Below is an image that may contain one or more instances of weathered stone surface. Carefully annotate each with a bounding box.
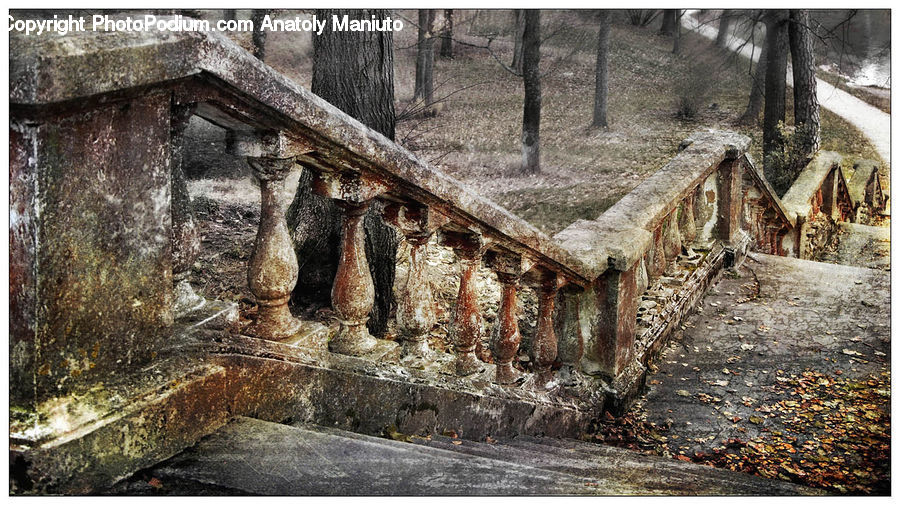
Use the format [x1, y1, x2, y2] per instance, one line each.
[781, 151, 843, 220]
[112, 417, 816, 495]
[18, 92, 174, 402]
[8, 25, 592, 286]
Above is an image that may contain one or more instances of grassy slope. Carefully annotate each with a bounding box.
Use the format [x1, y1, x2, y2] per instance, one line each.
[256, 10, 882, 235]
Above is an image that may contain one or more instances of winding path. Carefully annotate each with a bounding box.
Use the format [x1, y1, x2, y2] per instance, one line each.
[682, 11, 890, 165]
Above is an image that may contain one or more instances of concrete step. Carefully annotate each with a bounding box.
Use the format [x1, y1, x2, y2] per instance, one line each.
[107, 417, 817, 496]
[819, 222, 890, 270]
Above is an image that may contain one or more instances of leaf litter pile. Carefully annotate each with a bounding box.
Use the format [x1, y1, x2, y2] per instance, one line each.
[588, 369, 890, 494]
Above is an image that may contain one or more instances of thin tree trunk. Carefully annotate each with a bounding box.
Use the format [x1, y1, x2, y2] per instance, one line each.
[512, 9, 526, 74]
[762, 9, 790, 196]
[250, 9, 268, 61]
[224, 9, 236, 21]
[414, 10, 436, 104]
[716, 10, 733, 48]
[738, 35, 767, 125]
[592, 11, 610, 128]
[288, 9, 399, 337]
[789, 9, 820, 158]
[672, 10, 682, 54]
[660, 9, 677, 35]
[440, 9, 453, 59]
[521, 10, 541, 174]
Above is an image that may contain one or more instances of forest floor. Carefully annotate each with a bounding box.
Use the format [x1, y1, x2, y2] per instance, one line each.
[221, 9, 886, 235]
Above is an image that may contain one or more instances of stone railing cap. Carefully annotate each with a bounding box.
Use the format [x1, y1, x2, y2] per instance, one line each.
[781, 151, 843, 219]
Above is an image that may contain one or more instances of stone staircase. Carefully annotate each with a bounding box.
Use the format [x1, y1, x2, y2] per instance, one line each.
[106, 416, 815, 496]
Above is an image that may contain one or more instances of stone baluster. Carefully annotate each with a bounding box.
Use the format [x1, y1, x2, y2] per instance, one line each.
[170, 103, 205, 316]
[486, 251, 528, 385]
[245, 156, 303, 341]
[440, 231, 488, 376]
[530, 270, 563, 387]
[555, 285, 584, 385]
[678, 192, 697, 245]
[310, 170, 390, 356]
[384, 204, 449, 362]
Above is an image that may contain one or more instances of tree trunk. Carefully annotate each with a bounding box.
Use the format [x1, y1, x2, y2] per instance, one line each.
[521, 10, 541, 174]
[224, 9, 236, 21]
[440, 9, 453, 59]
[288, 9, 399, 337]
[716, 10, 733, 48]
[672, 10, 682, 54]
[762, 10, 790, 196]
[738, 34, 767, 125]
[250, 9, 268, 61]
[592, 11, 610, 128]
[512, 9, 526, 74]
[789, 9, 820, 160]
[414, 10, 436, 104]
[660, 9, 677, 35]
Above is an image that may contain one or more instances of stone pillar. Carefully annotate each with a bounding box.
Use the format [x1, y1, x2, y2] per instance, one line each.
[330, 201, 378, 355]
[717, 154, 743, 245]
[170, 103, 205, 316]
[310, 170, 391, 356]
[486, 251, 526, 385]
[555, 285, 584, 385]
[678, 192, 697, 244]
[245, 157, 303, 341]
[662, 210, 682, 261]
[531, 271, 562, 386]
[384, 204, 449, 363]
[593, 261, 639, 380]
[440, 231, 487, 376]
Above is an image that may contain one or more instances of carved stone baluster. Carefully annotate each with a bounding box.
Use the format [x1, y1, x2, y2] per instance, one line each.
[441, 232, 488, 376]
[531, 270, 563, 386]
[487, 251, 526, 385]
[555, 285, 584, 385]
[170, 103, 205, 316]
[330, 200, 378, 355]
[245, 156, 303, 341]
[385, 204, 449, 362]
[678, 192, 697, 245]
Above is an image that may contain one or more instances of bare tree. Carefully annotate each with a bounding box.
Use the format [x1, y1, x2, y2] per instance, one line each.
[762, 9, 790, 195]
[738, 39, 767, 125]
[627, 9, 659, 27]
[511, 10, 526, 74]
[250, 9, 268, 61]
[659, 9, 677, 35]
[592, 10, 610, 128]
[672, 10, 683, 54]
[414, 10, 437, 105]
[716, 10, 734, 48]
[440, 9, 454, 59]
[521, 10, 541, 174]
[287, 9, 398, 336]
[789, 9, 820, 161]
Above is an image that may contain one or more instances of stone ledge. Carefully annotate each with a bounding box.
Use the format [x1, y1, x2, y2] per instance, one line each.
[781, 151, 842, 219]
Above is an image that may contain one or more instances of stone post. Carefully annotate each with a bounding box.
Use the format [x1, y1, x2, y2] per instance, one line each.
[531, 271, 562, 386]
[170, 103, 205, 316]
[384, 204, 449, 362]
[486, 251, 527, 385]
[717, 151, 743, 245]
[310, 170, 390, 356]
[245, 157, 303, 341]
[554, 285, 584, 385]
[440, 231, 488, 376]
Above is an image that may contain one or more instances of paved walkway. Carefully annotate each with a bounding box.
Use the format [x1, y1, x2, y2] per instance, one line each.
[638, 253, 889, 491]
[682, 11, 891, 165]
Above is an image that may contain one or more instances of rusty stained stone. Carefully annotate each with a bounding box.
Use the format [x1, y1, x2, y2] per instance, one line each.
[386, 204, 450, 362]
[329, 201, 378, 355]
[245, 156, 303, 341]
[554, 286, 584, 385]
[530, 271, 562, 386]
[486, 251, 527, 385]
[648, 227, 667, 279]
[441, 231, 488, 376]
[716, 158, 743, 245]
[592, 261, 639, 379]
[678, 192, 697, 244]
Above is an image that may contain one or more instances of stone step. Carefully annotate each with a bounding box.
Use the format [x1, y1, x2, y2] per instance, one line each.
[108, 417, 818, 496]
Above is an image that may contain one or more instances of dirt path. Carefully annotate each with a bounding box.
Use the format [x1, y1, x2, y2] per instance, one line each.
[682, 11, 891, 166]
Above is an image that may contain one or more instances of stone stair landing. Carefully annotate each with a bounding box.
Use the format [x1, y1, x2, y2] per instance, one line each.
[106, 416, 815, 496]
